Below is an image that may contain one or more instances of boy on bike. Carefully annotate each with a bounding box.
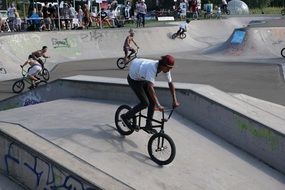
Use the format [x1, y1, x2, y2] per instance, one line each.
[121, 55, 180, 134]
[176, 19, 190, 36]
[20, 58, 42, 89]
[123, 29, 139, 63]
[29, 46, 50, 69]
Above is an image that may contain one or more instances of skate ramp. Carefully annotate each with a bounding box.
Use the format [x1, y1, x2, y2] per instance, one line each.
[0, 16, 281, 81]
[0, 75, 285, 189]
[203, 21, 285, 60]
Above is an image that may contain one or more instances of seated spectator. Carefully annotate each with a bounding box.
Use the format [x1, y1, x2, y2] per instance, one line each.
[28, 9, 42, 30]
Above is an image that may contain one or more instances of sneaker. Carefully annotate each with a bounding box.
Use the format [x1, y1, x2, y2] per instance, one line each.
[121, 114, 140, 131]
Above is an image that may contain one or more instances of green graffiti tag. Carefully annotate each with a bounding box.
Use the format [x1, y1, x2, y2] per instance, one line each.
[235, 115, 279, 150]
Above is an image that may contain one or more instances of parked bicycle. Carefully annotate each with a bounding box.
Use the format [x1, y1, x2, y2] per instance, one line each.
[12, 66, 47, 93]
[0, 67, 7, 74]
[115, 105, 176, 165]
[116, 49, 138, 69]
[281, 48, 285, 58]
[171, 31, 186, 40]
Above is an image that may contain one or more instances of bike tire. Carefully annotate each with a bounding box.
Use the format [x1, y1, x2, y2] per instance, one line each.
[12, 80, 25, 93]
[148, 133, 176, 165]
[171, 33, 177, 39]
[115, 105, 135, 136]
[180, 33, 186, 39]
[281, 48, 285, 58]
[226, 9, 230, 15]
[116, 58, 126, 69]
[41, 68, 50, 81]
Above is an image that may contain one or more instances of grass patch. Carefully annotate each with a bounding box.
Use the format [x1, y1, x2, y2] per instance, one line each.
[250, 7, 284, 14]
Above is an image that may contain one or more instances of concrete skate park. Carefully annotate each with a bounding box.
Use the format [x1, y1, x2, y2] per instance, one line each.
[0, 16, 285, 189]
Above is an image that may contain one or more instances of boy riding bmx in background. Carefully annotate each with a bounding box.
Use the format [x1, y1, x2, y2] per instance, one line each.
[123, 29, 139, 63]
[176, 19, 190, 36]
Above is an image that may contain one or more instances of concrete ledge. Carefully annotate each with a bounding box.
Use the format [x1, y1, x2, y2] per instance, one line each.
[0, 122, 133, 190]
[0, 75, 285, 178]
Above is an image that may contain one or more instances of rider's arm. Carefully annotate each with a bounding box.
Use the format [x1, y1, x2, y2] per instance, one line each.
[21, 60, 30, 67]
[131, 39, 139, 48]
[147, 82, 164, 111]
[168, 82, 180, 108]
[42, 53, 50, 58]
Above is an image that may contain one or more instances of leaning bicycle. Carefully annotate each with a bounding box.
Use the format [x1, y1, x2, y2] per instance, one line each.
[12, 66, 47, 93]
[115, 105, 176, 165]
[116, 49, 138, 69]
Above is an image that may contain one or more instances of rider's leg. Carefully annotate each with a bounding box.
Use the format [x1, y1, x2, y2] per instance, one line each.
[123, 48, 129, 63]
[128, 48, 136, 58]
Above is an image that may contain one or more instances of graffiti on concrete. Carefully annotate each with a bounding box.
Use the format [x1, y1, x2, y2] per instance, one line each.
[51, 38, 71, 49]
[4, 142, 96, 190]
[235, 115, 280, 150]
[80, 30, 103, 42]
[22, 93, 43, 107]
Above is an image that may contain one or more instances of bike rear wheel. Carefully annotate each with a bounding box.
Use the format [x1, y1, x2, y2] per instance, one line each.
[116, 58, 126, 69]
[12, 80, 25, 93]
[180, 33, 186, 39]
[281, 48, 285, 58]
[115, 105, 135, 136]
[171, 33, 177, 39]
[148, 133, 176, 165]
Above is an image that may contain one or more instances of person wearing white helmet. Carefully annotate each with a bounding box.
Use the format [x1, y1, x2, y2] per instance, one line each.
[121, 55, 180, 134]
[123, 29, 139, 63]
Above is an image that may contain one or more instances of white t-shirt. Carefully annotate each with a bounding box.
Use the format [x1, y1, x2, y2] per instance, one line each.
[179, 22, 188, 30]
[129, 58, 172, 84]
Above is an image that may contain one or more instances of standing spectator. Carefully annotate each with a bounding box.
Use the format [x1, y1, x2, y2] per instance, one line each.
[221, 0, 228, 12]
[190, 0, 198, 19]
[136, 0, 147, 27]
[179, 0, 187, 20]
[7, 3, 16, 31]
[82, 4, 92, 28]
[15, 10, 21, 31]
[42, 2, 51, 31]
[77, 5, 83, 27]
[48, 4, 56, 30]
[124, 1, 131, 19]
[60, 3, 71, 29]
[0, 13, 4, 32]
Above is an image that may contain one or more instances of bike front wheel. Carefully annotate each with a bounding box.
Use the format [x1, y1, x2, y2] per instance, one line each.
[180, 33, 186, 39]
[116, 58, 126, 69]
[12, 79, 25, 93]
[148, 133, 176, 165]
[115, 105, 135, 136]
[281, 48, 285, 58]
[41, 68, 50, 81]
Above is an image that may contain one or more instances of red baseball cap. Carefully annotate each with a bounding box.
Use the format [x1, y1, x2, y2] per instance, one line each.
[162, 55, 175, 68]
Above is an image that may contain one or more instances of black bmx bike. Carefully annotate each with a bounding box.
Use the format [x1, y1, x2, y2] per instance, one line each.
[12, 66, 47, 93]
[171, 32, 186, 40]
[116, 49, 138, 69]
[115, 105, 176, 165]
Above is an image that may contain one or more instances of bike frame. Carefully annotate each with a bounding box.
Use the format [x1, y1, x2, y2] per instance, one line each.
[135, 108, 174, 133]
